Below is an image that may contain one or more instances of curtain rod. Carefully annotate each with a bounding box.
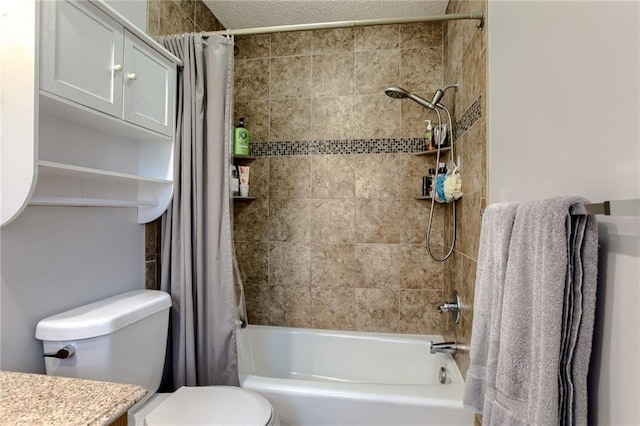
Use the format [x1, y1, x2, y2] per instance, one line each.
[201, 12, 483, 37]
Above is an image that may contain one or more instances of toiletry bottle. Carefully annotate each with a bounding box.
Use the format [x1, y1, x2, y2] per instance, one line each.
[234, 118, 250, 156]
[428, 168, 436, 197]
[231, 166, 240, 196]
[424, 120, 434, 151]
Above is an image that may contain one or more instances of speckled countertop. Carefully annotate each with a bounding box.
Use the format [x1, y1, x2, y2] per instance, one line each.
[0, 371, 147, 425]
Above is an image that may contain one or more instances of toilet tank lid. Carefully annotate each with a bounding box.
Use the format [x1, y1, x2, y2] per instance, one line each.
[35, 290, 172, 341]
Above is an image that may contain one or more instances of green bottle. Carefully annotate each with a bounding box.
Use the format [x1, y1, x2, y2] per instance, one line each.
[234, 117, 250, 156]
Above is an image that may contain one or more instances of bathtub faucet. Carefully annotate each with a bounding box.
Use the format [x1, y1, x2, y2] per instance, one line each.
[430, 341, 458, 355]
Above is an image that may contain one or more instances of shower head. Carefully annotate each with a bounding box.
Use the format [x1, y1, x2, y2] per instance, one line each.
[384, 86, 436, 110]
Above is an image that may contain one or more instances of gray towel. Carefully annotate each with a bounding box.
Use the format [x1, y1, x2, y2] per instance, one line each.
[463, 202, 519, 413]
[486, 196, 598, 425]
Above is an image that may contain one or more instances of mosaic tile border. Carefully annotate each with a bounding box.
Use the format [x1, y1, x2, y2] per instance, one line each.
[453, 96, 482, 140]
[249, 96, 482, 157]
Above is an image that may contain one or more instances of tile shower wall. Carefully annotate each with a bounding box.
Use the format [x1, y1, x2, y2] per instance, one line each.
[234, 24, 449, 333]
[144, 0, 223, 290]
[442, 0, 488, 389]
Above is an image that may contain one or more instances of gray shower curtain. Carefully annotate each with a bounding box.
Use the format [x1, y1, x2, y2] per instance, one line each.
[159, 34, 238, 387]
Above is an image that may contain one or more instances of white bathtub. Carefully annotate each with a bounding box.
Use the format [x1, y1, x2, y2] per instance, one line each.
[237, 325, 474, 426]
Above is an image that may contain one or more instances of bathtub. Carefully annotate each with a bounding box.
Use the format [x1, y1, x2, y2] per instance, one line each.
[237, 325, 474, 426]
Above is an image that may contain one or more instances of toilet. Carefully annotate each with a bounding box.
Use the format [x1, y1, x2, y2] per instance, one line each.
[35, 290, 278, 426]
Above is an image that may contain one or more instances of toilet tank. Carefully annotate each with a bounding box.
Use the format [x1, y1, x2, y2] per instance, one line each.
[36, 290, 172, 393]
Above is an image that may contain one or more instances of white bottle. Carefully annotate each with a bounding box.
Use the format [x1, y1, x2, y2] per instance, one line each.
[424, 120, 434, 150]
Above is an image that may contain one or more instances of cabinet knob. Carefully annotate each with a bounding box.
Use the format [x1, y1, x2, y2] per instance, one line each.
[113, 64, 123, 72]
[127, 73, 137, 80]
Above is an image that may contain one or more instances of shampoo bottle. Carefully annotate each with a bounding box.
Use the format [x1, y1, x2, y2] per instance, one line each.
[234, 117, 250, 156]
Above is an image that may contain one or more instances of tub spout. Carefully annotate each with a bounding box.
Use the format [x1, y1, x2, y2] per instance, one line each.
[430, 341, 458, 355]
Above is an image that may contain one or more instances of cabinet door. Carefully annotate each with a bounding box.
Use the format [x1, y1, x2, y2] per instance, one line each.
[123, 32, 175, 136]
[40, 0, 124, 118]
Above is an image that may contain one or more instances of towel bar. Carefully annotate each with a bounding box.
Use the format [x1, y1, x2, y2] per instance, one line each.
[570, 199, 640, 217]
[481, 199, 640, 217]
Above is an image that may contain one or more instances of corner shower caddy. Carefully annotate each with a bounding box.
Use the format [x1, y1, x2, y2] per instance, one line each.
[413, 146, 451, 200]
[1, 0, 181, 227]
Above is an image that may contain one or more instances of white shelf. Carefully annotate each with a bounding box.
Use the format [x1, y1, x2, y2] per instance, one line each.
[39, 161, 171, 184]
[29, 197, 158, 207]
[39, 91, 172, 144]
[414, 146, 451, 156]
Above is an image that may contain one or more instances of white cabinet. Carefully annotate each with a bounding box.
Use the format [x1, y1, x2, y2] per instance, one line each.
[40, 0, 175, 137]
[40, 0, 124, 118]
[0, 0, 180, 227]
[123, 32, 175, 136]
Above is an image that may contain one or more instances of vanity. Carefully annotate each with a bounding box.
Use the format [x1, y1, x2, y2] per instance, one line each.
[0, 371, 146, 425]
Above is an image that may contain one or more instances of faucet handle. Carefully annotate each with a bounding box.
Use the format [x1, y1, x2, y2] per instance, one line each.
[437, 291, 461, 324]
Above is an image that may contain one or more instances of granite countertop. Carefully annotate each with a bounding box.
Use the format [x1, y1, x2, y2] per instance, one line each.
[0, 370, 147, 425]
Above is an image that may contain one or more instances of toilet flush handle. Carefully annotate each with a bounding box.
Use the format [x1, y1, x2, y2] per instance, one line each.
[43, 344, 75, 359]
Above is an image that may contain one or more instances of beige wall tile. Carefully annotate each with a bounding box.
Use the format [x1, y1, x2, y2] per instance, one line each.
[233, 198, 269, 242]
[399, 199, 442, 244]
[310, 199, 355, 243]
[311, 244, 355, 288]
[158, 1, 194, 35]
[454, 315, 473, 378]
[145, 260, 157, 289]
[457, 32, 485, 118]
[234, 100, 270, 143]
[311, 288, 355, 330]
[354, 244, 400, 289]
[461, 255, 477, 320]
[269, 98, 312, 141]
[355, 50, 400, 95]
[355, 25, 400, 51]
[313, 28, 354, 54]
[398, 289, 443, 334]
[270, 56, 312, 99]
[269, 157, 310, 198]
[401, 47, 442, 93]
[234, 58, 270, 102]
[269, 199, 312, 242]
[354, 288, 399, 332]
[399, 244, 443, 290]
[354, 154, 400, 198]
[311, 97, 356, 140]
[459, 190, 483, 259]
[146, 2, 160, 36]
[355, 95, 401, 138]
[245, 284, 270, 325]
[194, 0, 222, 31]
[235, 242, 268, 284]
[400, 22, 443, 49]
[355, 199, 401, 243]
[461, 120, 486, 193]
[269, 285, 310, 327]
[269, 242, 311, 287]
[271, 31, 311, 57]
[311, 155, 355, 199]
[312, 53, 355, 97]
[235, 35, 271, 60]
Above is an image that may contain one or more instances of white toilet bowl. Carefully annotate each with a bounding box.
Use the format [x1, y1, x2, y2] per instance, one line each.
[35, 290, 278, 426]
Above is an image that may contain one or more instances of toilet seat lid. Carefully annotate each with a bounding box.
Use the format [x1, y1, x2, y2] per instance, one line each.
[144, 386, 273, 426]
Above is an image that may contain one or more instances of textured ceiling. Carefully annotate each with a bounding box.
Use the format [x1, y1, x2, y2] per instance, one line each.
[203, 0, 449, 30]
